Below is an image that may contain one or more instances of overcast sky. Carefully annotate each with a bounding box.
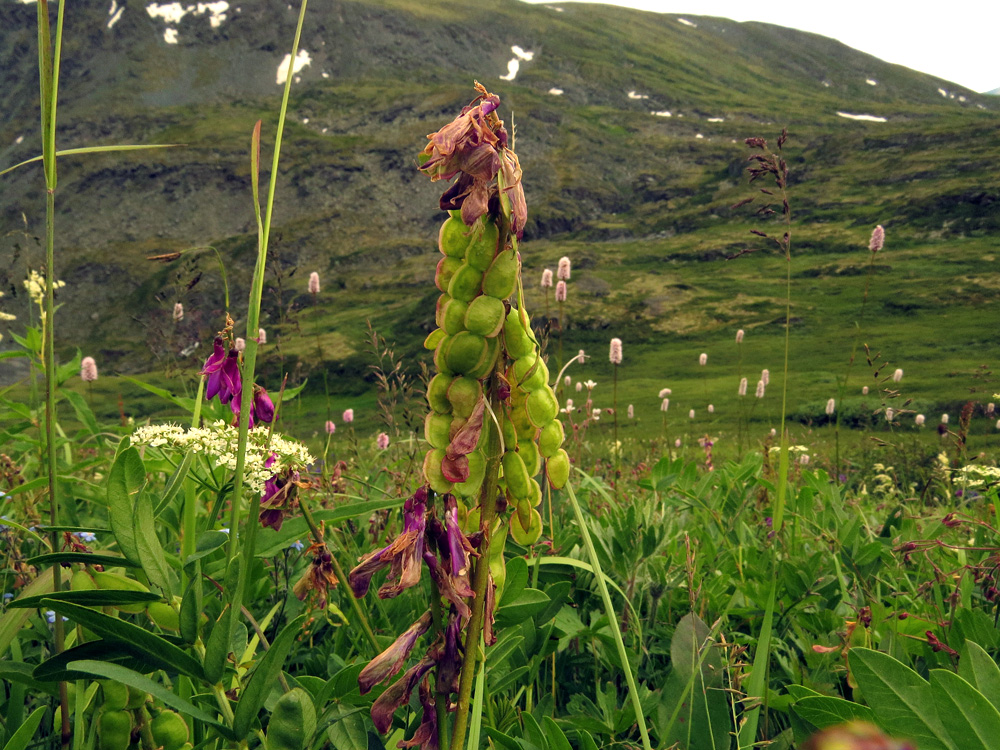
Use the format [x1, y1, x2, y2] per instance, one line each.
[521, 0, 999, 93]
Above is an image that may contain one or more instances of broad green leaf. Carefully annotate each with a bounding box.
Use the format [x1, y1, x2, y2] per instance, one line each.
[7, 590, 160, 608]
[542, 717, 572, 750]
[154, 450, 194, 517]
[658, 669, 730, 750]
[494, 588, 550, 629]
[930, 669, 1000, 750]
[62, 390, 101, 439]
[959, 642, 1000, 713]
[848, 648, 953, 750]
[120, 376, 197, 412]
[231, 614, 307, 740]
[0, 568, 54, 658]
[203, 605, 233, 684]
[40, 599, 203, 680]
[489, 665, 530, 695]
[107, 447, 145, 563]
[133, 488, 175, 596]
[25, 553, 140, 569]
[0, 706, 46, 750]
[792, 696, 875, 729]
[483, 727, 522, 750]
[267, 687, 316, 750]
[325, 709, 368, 750]
[520, 713, 547, 750]
[184, 531, 230, 566]
[484, 634, 524, 674]
[499, 556, 528, 607]
[66, 660, 232, 738]
[671, 612, 724, 688]
[34, 640, 168, 682]
[0, 663, 59, 696]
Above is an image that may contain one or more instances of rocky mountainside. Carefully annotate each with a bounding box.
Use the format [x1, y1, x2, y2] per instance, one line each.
[1, 0, 998, 397]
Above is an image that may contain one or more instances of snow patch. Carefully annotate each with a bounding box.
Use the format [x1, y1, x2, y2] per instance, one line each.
[938, 88, 948, 97]
[627, 91, 648, 100]
[865, 78, 877, 86]
[499, 59, 520, 81]
[302, 117, 309, 124]
[511, 45, 534, 61]
[321, 71, 330, 79]
[15, 135, 24, 145]
[707, 117, 724, 122]
[695, 133, 704, 139]
[651, 111, 672, 117]
[959, 95, 967, 102]
[146, 2, 228, 28]
[836, 111, 887, 122]
[822, 81, 831, 88]
[677, 17, 696, 27]
[164, 27, 178, 43]
[277, 49, 311, 85]
[548, 87, 563, 96]
[108, 1, 124, 28]
[547, 5, 563, 10]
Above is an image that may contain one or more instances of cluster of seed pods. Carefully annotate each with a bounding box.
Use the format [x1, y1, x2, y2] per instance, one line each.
[422, 209, 570, 545]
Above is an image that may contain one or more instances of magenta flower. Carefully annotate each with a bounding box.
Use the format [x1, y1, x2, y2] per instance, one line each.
[349, 488, 427, 599]
[377, 432, 390, 450]
[325, 420, 336, 434]
[359, 611, 432, 695]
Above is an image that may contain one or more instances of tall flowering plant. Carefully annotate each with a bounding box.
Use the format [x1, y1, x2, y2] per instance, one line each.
[349, 84, 569, 750]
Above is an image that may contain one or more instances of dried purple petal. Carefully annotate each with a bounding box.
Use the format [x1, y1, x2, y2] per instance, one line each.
[358, 611, 432, 694]
[370, 656, 435, 734]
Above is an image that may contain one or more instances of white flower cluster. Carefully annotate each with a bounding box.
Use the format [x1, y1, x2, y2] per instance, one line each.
[0, 290, 15, 323]
[955, 464, 1000, 490]
[131, 420, 314, 494]
[23, 269, 66, 307]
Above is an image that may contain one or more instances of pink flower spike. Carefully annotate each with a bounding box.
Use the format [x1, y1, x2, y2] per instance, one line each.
[81, 357, 98, 382]
[555, 280, 567, 302]
[343, 408, 354, 423]
[541, 269, 553, 288]
[308, 271, 321, 294]
[609, 338, 622, 365]
[869, 225, 885, 253]
[377, 432, 390, 450]
[325, 420, 336, 434]
[557, 256, 571, 281]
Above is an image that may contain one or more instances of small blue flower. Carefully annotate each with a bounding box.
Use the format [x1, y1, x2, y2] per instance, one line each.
[289, 540, 304, 551]
[45, 610, 66, 624]
[75, 531, 97, 543]
[220, 528, 230, 534]
[2, 592, 13, 601]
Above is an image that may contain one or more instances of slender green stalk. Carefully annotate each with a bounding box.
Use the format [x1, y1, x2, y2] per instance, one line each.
[612, 363, 619, 498]
[563, 479, 651, 750]
[428, 592, 451, 750]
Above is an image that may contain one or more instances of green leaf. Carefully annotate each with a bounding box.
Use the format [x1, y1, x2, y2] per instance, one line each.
[0, 663, 59, 697]
[499, 556, 529, 607]
[66, 660, 232, 738]
[185, 531, 230, 566]
[254, 499, 405, 557]
[107, 447, 146, 563]
[959, 642, 1000, 713]
[930, 669, 1000, 750]
[848, 648, 953, 750]
[232, 614, 307, 740]
[483, 727, 523, 750]
[7, 590, 160, 609]
[671, 612, 724, 688]
[791, 696, 876, 729]
[155, 450, 194, 518]
[0, 706, 46, 750]
[120, 376, 197, 412]
[0, 144, 181, 178]
[133, 488, 175, 597]
[203, 605, 233, 684]
[489, 666, 530, 695]
[0, 568, 54, 658]
[542, 718, 572, 750]
[325, 709, 368, 750]
[484, 634, 524, 674]
[494, 588, 550, 629]
[24, 552, 140, 569]
[40, 599, 203, 680]
[267, 687, 316, 750]
[34, 641, 168, 682]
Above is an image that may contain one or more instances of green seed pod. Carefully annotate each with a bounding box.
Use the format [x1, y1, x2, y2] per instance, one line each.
[454, 450, 486, 497]
[527, 478, 542, 507]
[151, 711, 189, 750]
[71, 569, 98, 592]
[447, 377, 483, 419]
[465, 220, 500, 272]
[439, 217, 471, 258]
[267, 688, 317, 750]
[499, 412, 518, 451]
[427, 373, 454, 413]
[435, 256, 463, 293]
[125, 686, 148, 710]
[424, 412, 453, 449]
[423, 449, 454, 494]
[100, 681, 129, 711]
[526, 387, 559, 428]
[538, 419, 565, 458]
[146, 602, 180, 631]
[518, 440, 541, 478]
[433, 335, 454, 375]
[464, 295, 505, 338]
[547, 448, 571, 489]
[442, 298, 468, 335]
[446, 331, 489, 376]
[510, 505, 542, 546]
[92, 572, 150, 614]
[435, 294, 451, 328]
[482, 249, 519, 300]
[423, 328, 446, 350]
[502, 450, 531, 501]
[466, 335, 500, 380]
[510, 355, 548, 392]
[447, 263, 484, 303]
[504, 309, 535, 359]
[509, 403, 538, 441]
[98, 710, 132, 750]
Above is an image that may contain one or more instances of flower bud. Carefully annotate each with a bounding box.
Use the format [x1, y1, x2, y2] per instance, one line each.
[308, 271, 320, 294]
[557, 256, 571, 281]
[699, 352, 707, 366]
[325, 420, 336, 434]
[735, 328, 744, 343]
[609, 337, 622, 364]
[869, 225, 885, 253]
[81, 356, 98, 382]
[555, 280, 567, 302]
[825, 398, 835, 415]
[541, 269, 553, 288]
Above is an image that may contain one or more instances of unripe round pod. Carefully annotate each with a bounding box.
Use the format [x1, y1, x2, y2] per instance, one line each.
[464, 295, 505, 338]
[147, 602, 180, 631]
[509, 403, 537, 441]
[267, 688, 317, 750]
[433, 336, 454, 375]
[510, 355, 548, 392]
[439, 217, 472, 258]
[518, 441, 541, 478]
[482, 250, 519, 300]
[125, 686, 148, 710]
[538, 419, 565, 458]
[442, 298, 468, 335]
[98, 710, 132, 750]
[100, 681, 129, 711]
[435, 294, 451, 328]
[466, 336, 500, 380]
[424, 412, 453, 449]
[547, 449, 571, 490]
[454, 450, 486, 497]
[447, 377, 482, 419]
[427, 373, 454, 413]
[151, 711, 189, 750]
[499, 413, 518, 452]
[465, 221, 500, 272]
[435, 257, 463, 293]
[71, 569, 98, 592]
[92, 572, 150, 613]
[526, 387, 559, 428]
[448, 264, 484, 303]
[510, 505, 542, 546]
[423, 449, 454, 494]
[446, 332, 489, 376]
[527, 478, 542, 507]
[504, 310, 535, 359]
[423, 328, 446, 351]
[502, 450, 531, 501]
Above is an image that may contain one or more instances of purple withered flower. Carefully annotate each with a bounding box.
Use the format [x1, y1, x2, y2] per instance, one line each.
[370, 656, 436, 735]
[499, 148, 527, 239]
[398, 679, 439, 750]
[358, 611, 432, 694]
[258, 468, 299, 531]
[253, 386, 275, 424]
[349, 487, 427, 599]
